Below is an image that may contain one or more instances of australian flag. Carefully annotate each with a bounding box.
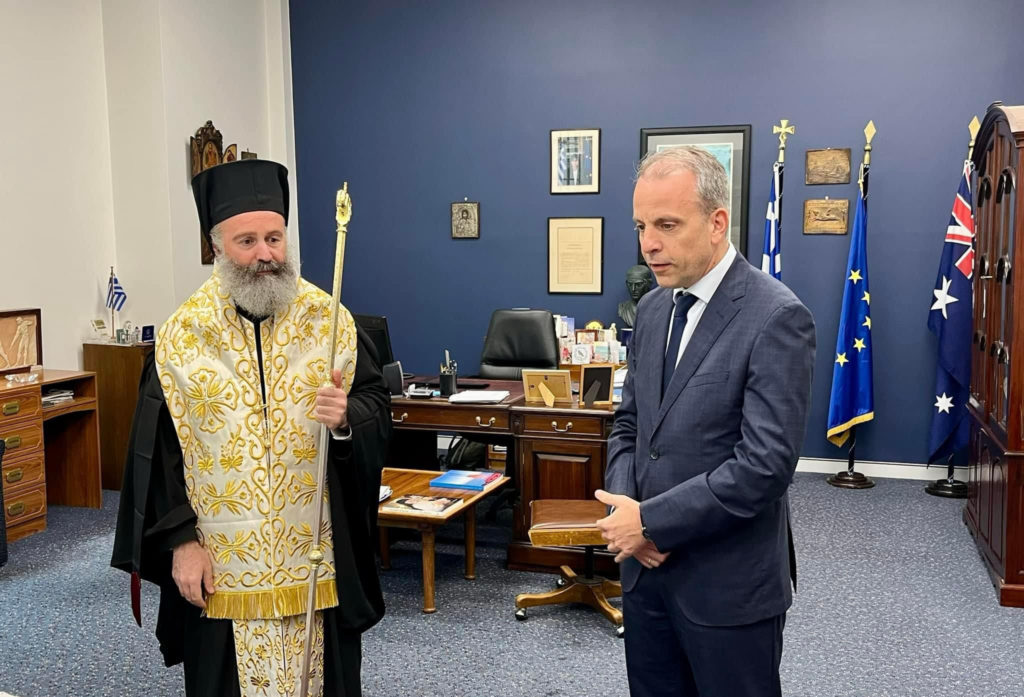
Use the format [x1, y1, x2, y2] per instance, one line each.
[927, 160, 975, 462]
[106, 273, 127, 311]
[761, 162, 782, 279]
[827, 181, 874, 446]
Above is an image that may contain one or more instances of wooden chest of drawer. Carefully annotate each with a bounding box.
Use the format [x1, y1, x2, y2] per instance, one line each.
[2, 450, 45, 494]
[0, 387, 42, 425]
[521, 413, 605, 437]
[4, 483, 47, 542]
[391, 405, 510, 432]
[0, 420, 44, 460]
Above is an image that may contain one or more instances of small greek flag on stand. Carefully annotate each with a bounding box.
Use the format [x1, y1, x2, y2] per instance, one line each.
[106, 272, 127, 311]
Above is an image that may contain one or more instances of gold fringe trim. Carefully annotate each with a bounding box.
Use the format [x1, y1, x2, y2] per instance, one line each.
[827, 411, 875, 446]
[206, 580, 338, 620]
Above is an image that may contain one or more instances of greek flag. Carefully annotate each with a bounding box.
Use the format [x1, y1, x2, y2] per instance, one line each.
[761, 161, 782, 279]
[106, 274, 127, 311]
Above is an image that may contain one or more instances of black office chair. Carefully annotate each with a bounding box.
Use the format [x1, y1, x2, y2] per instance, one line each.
[478, 309, 560, 379]
[0, 441, 7, 568]
[473, 309, 560, 520]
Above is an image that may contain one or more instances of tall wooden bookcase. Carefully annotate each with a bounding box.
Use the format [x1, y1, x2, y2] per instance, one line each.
[964, 103, 1024, 606]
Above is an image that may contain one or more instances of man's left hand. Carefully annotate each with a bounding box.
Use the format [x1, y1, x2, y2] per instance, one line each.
[594, 489, 646, 563]
[315, 369, 348, 430]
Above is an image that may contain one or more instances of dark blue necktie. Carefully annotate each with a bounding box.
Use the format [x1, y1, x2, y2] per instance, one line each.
[663, 292, 699, 398]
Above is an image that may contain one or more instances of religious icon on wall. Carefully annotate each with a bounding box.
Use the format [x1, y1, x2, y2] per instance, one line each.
[451, 201, 480, 239]
[189, 121, 250, 264]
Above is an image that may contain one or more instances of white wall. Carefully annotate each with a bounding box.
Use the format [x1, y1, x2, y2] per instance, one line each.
[0, 0, 118, 369]
[0, 0, 296, 370]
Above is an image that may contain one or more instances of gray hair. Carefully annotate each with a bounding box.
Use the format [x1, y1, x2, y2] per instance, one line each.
[209, 223, 223, 254]
[635, 146, 729, 215]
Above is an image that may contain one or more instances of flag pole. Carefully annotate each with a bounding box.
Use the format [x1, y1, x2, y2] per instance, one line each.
[925, 115, 979, 499]
[109, 266, 115, 340]
[827, 122, 877, 490]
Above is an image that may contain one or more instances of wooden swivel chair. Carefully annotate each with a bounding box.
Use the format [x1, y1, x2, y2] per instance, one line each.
[514, 499, 623, 637]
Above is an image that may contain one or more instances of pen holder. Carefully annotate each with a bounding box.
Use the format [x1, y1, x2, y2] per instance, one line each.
[439, 372, 457, 397]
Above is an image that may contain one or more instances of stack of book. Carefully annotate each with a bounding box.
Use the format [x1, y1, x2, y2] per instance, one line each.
[42, 389, 74, 408]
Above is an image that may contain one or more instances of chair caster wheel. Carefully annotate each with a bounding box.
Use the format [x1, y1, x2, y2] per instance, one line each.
[556, 577, 567, 588]
[515, 608, 527, 621]
[615, 625, 625, 638]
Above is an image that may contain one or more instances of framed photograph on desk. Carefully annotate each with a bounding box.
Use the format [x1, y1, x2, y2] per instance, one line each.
[0, 308, 42, 376]
[580, 364, 614, 406]
[548, 217, 603, 294]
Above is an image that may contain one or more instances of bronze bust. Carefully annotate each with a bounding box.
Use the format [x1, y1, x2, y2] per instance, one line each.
[618, 264, 654, 327]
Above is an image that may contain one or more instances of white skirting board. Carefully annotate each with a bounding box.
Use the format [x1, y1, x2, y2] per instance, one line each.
[436, 435, 965, 482]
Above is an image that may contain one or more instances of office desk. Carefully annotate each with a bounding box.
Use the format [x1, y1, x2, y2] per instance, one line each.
[390, 378, 617, 576]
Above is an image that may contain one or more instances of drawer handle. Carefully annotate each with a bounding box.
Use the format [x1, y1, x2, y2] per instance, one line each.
[7, 502, 25, 517]
[4, 435, 22, 450]
[551, 420, 574, 433]
[475, 416, 496, 428]
[2, 402, 19, 416]
[5, 468, 23, 483]
[392, 412, 408, 424]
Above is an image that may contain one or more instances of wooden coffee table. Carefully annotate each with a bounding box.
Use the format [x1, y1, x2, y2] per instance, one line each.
[377, 467, 509, 613]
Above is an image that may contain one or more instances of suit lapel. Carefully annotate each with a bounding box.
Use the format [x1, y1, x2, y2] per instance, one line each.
[641, 289, 673, 429]
[653, 256, 749, 432]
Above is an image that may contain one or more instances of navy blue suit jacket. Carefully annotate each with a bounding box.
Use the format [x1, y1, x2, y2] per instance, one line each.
[606, 255, 815, 627]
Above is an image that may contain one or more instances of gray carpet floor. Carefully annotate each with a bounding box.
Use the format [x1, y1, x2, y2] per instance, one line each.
[1, 473, 1022, 697]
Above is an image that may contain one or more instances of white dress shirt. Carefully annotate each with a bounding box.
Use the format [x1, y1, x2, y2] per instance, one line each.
[666, 243, 737, 368]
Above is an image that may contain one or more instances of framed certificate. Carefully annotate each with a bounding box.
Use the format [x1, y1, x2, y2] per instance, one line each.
[548, 217, 603, 294]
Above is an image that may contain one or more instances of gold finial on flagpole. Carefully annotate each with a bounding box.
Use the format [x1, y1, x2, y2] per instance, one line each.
[859, 120, 876, 195]
[773, 119, 795, 163]
[967, 115, 981, 160]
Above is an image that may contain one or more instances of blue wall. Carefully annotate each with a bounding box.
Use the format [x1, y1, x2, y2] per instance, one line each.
[290, 0, 1024, 464]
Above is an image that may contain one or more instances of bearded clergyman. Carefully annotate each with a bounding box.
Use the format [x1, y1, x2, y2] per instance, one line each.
[112, 159, 391, 697]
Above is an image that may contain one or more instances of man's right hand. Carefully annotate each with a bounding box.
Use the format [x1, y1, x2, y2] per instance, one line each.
[172, 540, 214, 609]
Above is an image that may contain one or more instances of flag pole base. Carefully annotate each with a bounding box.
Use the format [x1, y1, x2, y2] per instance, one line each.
[925, 478, 968, 498]
[827, 470, 875, 489]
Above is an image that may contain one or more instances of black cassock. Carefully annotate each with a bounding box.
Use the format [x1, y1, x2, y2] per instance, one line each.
[111, 321, 391, 697]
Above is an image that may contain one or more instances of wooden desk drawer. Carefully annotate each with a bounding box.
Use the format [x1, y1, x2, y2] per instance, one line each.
[4, 483, 46, 526]
[0, 388, 41, 425]
[391, 405, 510, 432]
[522, 413, 604, 437]
[2, 450, 45, 493]
[0, 420, 43, 458]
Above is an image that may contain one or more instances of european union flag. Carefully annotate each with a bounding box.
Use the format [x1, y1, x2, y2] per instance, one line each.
[927, 160, 975, 462]
[827, 186, 874, 446]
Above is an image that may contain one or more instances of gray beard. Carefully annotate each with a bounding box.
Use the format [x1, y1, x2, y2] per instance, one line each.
[215, 247, 300, 318]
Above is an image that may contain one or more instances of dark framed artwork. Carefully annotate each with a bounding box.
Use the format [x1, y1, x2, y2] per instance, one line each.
[451, 201, 480, 239]
[548, 217, 603, 294]
[0, 308, 42, 375]
[637, 125, 752, 263]
[550, 129, 600, 194]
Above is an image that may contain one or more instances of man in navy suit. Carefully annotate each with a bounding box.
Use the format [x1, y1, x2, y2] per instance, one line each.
[596, 146, 816, 697]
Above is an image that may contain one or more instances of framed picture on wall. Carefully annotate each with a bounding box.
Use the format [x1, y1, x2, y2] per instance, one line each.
[548, 217, 603, 294]
[451, 201, 480, 238]
[0, 308, 42, 376]
[637, 125, 751, 262]
[550, 129, 600, 194]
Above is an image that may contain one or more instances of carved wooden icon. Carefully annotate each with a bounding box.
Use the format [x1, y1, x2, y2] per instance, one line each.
[805, 148, 851, 185]
[803, 199, 849, 234]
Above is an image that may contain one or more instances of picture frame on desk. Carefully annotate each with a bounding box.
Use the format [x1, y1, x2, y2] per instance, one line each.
[580, 364, 614, 406]
[0, 308, 42, 376]
[638, 125, 751, 262]
[521, 369, 573, 405]
[548, 217, 603, 294]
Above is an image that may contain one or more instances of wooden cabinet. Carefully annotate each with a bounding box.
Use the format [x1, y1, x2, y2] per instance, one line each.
[0, 384, 46, 541]
[0, 370, 102, 543]
[965, 103, 1024, 606]
[508, 405, 616, 575]
[83, 342, 152, 489]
